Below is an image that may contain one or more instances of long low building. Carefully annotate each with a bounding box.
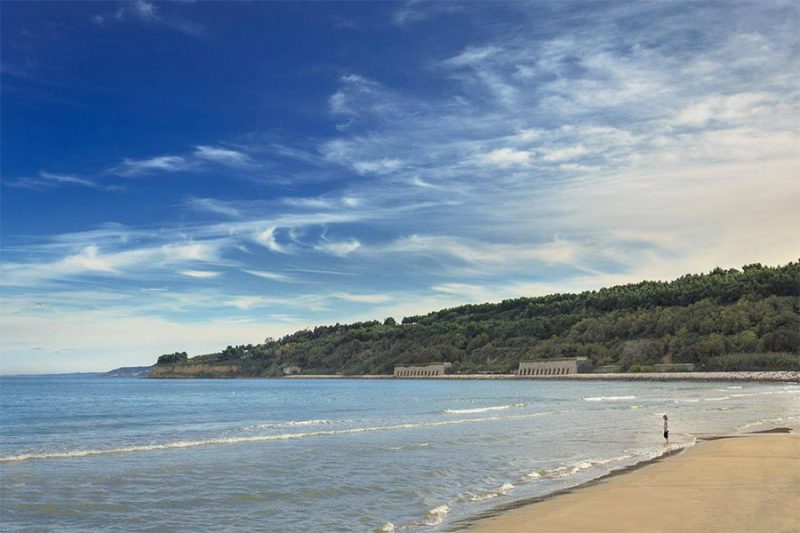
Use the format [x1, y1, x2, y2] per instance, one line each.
[518, 357, 594, 376]
[394, 362, 453, 377]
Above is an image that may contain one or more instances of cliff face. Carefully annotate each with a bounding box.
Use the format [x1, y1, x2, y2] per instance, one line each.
[149, 364, 242, 379]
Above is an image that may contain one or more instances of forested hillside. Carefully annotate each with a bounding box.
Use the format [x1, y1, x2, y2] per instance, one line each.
[151, 262, 800, 377]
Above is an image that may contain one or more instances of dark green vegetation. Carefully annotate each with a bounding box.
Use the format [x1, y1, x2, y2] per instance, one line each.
[153, 263, 800, 377]
[156, 352, 188, 365]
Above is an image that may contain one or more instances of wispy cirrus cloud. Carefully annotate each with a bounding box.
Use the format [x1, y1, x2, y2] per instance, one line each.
[108, 145, 253, 180]
[314, 237, 362, 257]
[193, 145, 251, 166]
[391, 0, 465, 26]
[185, 197, 242, 218]
[114, 155, 190, 176]
[253, 227, 291, 254]
[92, 0, 204, 36]
[179, 270, 221, 279]
[4, 170, 106, 190]
[242, 269, 294, 283]
[2, 240, 225, 287]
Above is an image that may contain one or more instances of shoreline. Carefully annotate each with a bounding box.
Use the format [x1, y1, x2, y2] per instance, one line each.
[461, 427, 799, 533]
[281, 371, 800, 383]
[446, 444, 690, 532]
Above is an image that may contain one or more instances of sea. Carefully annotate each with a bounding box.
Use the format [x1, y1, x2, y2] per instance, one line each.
[1, 376, 799, 532]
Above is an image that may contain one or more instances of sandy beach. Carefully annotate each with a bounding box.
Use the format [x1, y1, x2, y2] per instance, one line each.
[469, 431, 800, 533]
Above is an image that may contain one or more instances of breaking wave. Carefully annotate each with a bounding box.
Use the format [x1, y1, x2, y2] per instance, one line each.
[242, 419, 331, 431]
[443, 403, 524, 414]
[583, 395, 636, 402]
[0, 411, 556, 463]
[424, 504, 450, 525]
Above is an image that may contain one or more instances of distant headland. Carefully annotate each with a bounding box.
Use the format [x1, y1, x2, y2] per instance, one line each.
[149, 262, 800, 379]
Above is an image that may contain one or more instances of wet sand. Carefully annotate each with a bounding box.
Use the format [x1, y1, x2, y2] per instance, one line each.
[469, 431, 800, 533]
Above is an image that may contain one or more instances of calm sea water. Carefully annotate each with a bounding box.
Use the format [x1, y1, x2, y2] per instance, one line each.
[2, 377, 799, 532]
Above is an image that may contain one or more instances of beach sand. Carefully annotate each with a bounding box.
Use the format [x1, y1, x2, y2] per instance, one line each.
[470, 431, 800, 533]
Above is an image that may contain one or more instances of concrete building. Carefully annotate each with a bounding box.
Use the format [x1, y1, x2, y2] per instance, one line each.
[394, 362, 453, 377]
[518, 357, 594, 376]
[283, 366, 302, 375]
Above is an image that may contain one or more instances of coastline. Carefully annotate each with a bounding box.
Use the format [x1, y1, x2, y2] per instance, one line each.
[461, 428, 799, 533]
[281, 371, 800, 383]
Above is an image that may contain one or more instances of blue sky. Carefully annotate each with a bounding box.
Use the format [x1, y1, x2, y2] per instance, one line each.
[1, 1, 798, 373]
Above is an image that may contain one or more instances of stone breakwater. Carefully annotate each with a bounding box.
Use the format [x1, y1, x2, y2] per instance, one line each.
[282, 371, 800, 382]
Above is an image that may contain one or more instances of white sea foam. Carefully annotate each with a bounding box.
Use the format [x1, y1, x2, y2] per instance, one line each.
[537, 453, 637, 480]
[521, 470, 542, 481]
[545, 460, 592, 478]
[443, 405, 512, 414]
[424, 505, 450, 525]
[497, 482, 515, 494]
[705, 396, 730, 401]
[592, 454, 633, 465]
[285, 419, 330, 427]
[464, 483, 516, 502]
[0, 411, 557, 463]
[376, 522, 395, 532]
[583, 395, 636, 402]
[245, 419, 331, 431]
[466, 493, 498, 502]
[730, 389, 800, 398]
[736, 417, 787, 431]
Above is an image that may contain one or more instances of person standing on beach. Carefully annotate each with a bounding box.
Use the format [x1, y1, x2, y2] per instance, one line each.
[663, 415, 669, 443]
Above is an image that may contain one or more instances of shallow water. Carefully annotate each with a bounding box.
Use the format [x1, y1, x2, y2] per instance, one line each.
[2, 377, 798, 532]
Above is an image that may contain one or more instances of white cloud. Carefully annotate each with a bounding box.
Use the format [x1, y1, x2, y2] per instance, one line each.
[540, 145, 589, 162]
[6, 171, 102, 190]
[242, 269, 294, 282]
[341, 196, 361, 207]
[332, 292, 390, 304]
[180, 270, 221, 279]
[39, 171, 98, 187]
[352, 158, 403, 175]
[92, 0, 204, 35]
[376, 234, 590, 271]
[442, 46, 499, 67]
[2, 241, 224, 287]
[226, 296, 268, 310]
[193, 145, 250, 166]
[315, 238, 362, 256]
[115, 155, 189, 176]
[672, 92, 775, 127]
[62, 245, 117, 273]
[328, 74, 385, 116]
[478, 148, 532, 167]
[282, 196, 334, 209]
[391, 1, 464, 26]
[253, 227, 290, 254]
[431, 283, 494, 302]
[185, 197, 242, 218]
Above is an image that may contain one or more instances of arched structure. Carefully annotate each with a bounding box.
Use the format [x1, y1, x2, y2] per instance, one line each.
[394, 363, 453, 378]
[517, 357, 594, 376]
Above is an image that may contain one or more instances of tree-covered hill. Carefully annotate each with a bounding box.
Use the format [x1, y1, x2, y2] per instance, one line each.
[151, 262, 800, 377]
